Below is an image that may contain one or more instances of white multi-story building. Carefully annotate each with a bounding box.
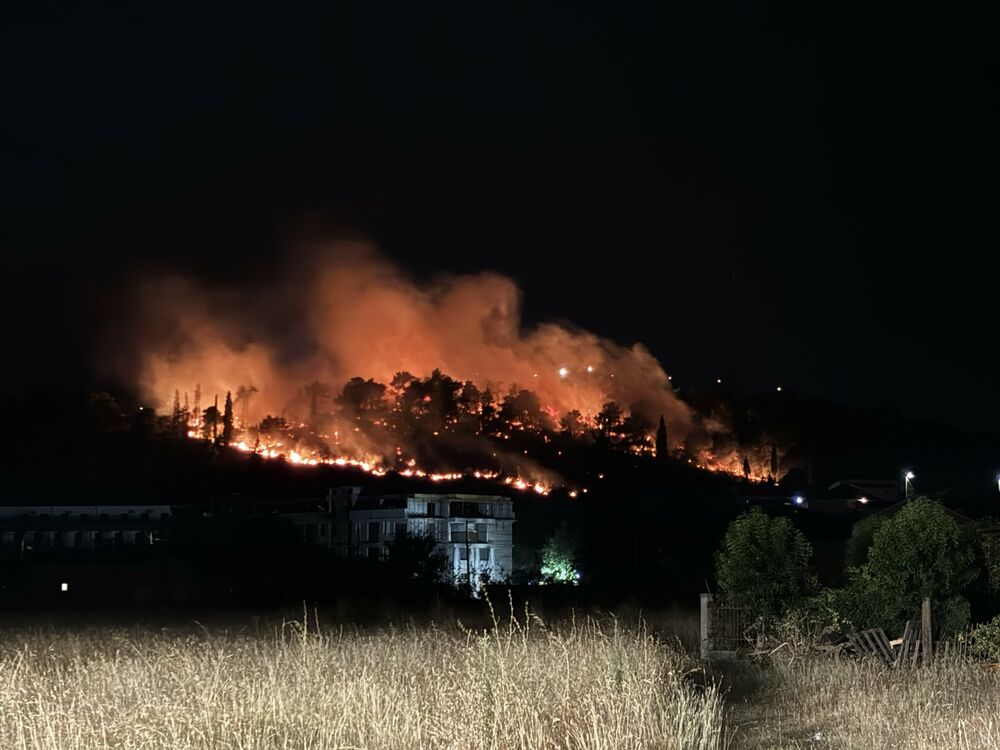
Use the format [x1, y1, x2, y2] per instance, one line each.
[334, 491, 515, 585]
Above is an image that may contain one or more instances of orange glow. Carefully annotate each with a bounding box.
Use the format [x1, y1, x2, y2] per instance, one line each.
[215, 429, 551, 494]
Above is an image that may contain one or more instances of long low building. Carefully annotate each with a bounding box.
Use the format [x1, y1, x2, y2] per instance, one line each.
[0, 491, 516, 587]
[0, 505, 171, 557]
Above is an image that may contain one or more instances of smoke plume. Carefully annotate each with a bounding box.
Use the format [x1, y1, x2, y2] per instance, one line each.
[119, 242, 693, 441]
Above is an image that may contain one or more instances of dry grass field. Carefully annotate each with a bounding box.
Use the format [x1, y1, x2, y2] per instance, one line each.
[4, 604, 1000, 749]
[0, 605, 726, 750]
[726, 656, 1000, 750]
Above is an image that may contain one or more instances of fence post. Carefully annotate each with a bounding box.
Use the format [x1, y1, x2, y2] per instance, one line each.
[700, 593, 712, 660]
[921, 597, 932, 665]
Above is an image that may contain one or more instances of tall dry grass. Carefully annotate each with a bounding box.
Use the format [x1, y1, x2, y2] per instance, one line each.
[0, 604, 727, 750]
[728, 656, 1000, 749]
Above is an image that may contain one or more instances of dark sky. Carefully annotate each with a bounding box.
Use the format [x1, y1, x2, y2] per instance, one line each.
[2, 3, 995, 431]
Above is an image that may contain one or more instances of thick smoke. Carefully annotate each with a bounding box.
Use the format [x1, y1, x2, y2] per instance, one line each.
[124, 243, 693, 440]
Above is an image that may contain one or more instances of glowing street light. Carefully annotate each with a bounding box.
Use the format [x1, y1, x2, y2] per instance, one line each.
[904, 470, 915, 500]
[793, 495, 805, 506]
[558, 367, 569, 378]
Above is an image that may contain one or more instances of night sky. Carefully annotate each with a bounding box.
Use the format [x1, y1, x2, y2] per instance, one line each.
[3, 3, 995, 431]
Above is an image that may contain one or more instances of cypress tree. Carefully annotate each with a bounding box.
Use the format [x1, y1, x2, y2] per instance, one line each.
[655, 415, 668, 460]
[222, 391, 234, 446]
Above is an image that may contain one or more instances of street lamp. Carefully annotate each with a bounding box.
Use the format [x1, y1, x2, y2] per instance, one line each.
[904, 470, 915, 500]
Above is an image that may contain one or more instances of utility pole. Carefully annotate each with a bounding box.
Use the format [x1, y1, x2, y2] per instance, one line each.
[466, 518, 472, 588]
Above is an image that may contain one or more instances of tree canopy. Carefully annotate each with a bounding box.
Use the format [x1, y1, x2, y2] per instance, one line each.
[842, 498, 979, 633]
[715, 507, 814, 624]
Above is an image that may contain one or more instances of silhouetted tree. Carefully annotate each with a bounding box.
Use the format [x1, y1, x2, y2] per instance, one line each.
[390, 371, 417, 395]
[596, 401, 623, 438]
[770, 443, 779, 478]
[655, 415, 668, 460]
[742, 456, 752, 477]
[192, 384, 201, 427]
[221, 391, 234, 446]
[560, 409, 586, 437]
[131, 405, 158, 439]
[500, 388, 547, 431]
[171, 389, 183, 436]
[201, 405, 220, 441]
[479, 388, 499, 432]
[86, 392, 125, 433]
[397, 370, 462, 433]
[386, 529, 449, 584]
[337, 377, 387, 420]
[457, 381, 481, 415]
[621, 413, 652, 451]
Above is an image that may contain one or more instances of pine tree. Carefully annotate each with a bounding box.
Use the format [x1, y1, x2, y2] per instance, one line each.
[655, 415, 668, 460]
[192, 384, 201, 428]
[770, 443, 779, 479]
[201, 405, 220, 441]
[171, 389, 182, 436]
[743, 457, 752, 477]
[222, 391, 234, 446]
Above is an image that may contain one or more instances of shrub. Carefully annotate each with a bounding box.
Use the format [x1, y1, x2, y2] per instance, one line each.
[715, 507, 814, 626]
[540, 522, 581, 584]
[841, 498, 979, 634]
[773, 589, 851, 655]
[971, 615, 1000, 662]
[843, 515, 885, 571]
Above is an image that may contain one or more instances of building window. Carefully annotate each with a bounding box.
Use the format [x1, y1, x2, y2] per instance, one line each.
[459, 547, 469, 561]
[368, 521, 380, 542]
[451, 524, 477, 543]
[479, 548, 491, 563]
[426, 502, 435, 517]
[475, 523, 488, 542]
[395, 522, 407, 539]
[367, 546, 380, 561]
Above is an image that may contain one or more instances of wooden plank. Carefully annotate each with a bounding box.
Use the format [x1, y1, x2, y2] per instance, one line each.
[874, 629, 894, 663]
[894, 622, 912, 668]
[860, 629, 891, 664]
[861, 629, 888, 662]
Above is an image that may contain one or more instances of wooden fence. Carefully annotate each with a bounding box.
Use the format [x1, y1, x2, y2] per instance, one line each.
[700, 593, 748, 659]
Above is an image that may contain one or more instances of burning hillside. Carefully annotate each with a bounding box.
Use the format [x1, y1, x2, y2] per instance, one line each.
[109, 243, 781, 487]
